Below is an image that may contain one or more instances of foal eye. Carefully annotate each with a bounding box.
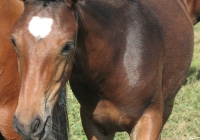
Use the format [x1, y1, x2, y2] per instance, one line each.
[10, 37, 17, 49]
[61, 42, 73, 55]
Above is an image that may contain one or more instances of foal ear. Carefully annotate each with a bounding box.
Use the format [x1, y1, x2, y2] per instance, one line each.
[66, 0, 77, 7]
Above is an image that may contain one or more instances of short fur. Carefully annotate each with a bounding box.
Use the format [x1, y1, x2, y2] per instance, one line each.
[0, 0, 23, 139]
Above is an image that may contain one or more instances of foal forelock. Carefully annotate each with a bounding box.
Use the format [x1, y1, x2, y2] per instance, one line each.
[22, 0, 77, 6]
[22, 0, 66, 3]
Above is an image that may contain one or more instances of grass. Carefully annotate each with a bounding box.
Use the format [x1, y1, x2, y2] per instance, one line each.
[67, 24, 200, 140]
[161, 24, 200, 140]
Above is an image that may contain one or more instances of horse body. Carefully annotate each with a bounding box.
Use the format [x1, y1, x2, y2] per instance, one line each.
[71, 0, 194, 139]
[12, 0, 194, 140]
[0, 0, 23, 139]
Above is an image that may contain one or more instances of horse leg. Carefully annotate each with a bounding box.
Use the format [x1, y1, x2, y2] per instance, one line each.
[163, 96, 176, 125]
[80, 107, 115, 140]
[129, 90, 163, 140]
[156, 96, 176, 140]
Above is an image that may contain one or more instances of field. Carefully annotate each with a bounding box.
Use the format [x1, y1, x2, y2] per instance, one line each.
[67, 24, 200, 140]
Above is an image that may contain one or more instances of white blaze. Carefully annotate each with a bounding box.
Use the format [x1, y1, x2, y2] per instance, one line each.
[28, 16, 53, 39]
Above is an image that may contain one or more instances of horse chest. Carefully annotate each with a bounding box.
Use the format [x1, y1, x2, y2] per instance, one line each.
[92, 99, 135, 133]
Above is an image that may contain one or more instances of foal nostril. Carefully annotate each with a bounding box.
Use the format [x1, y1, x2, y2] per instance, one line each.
[31, 118, 40, 133]
[12, 115, 26, 135]
[12, 114, 43, 136]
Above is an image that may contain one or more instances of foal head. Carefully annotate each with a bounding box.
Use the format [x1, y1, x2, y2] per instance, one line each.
[11, 0, 77, 139]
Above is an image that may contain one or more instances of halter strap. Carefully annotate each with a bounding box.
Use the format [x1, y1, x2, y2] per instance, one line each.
[74, 10, 78, 53]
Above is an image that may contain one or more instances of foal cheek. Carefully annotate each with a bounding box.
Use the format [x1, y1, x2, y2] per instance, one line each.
[17, 58, 21, 75]
[54, 59, 68, 82]
[64, 62, 73, 79]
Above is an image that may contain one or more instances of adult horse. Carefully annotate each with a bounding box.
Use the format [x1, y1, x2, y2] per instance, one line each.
[0, 0, 23, 139]
[11, 0, 194, 139]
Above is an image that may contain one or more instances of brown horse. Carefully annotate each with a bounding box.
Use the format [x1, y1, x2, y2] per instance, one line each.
[11, 0, 195, 139]
[0, 0, 23, 139]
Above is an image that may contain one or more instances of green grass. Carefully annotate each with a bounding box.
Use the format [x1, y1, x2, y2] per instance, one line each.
[67, 24, 200, 140]
[161, 24, 200, 140]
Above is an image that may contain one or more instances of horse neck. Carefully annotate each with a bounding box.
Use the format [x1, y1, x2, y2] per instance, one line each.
[72, 1, 129, 82]
[0, 0, 23, 103]
[0, 0, 23, 47]
[0, 0, 23, 30]
[76, 2, 126, 63]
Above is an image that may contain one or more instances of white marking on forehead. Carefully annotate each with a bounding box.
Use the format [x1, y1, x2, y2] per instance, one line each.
[28, 16, 53, 39]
